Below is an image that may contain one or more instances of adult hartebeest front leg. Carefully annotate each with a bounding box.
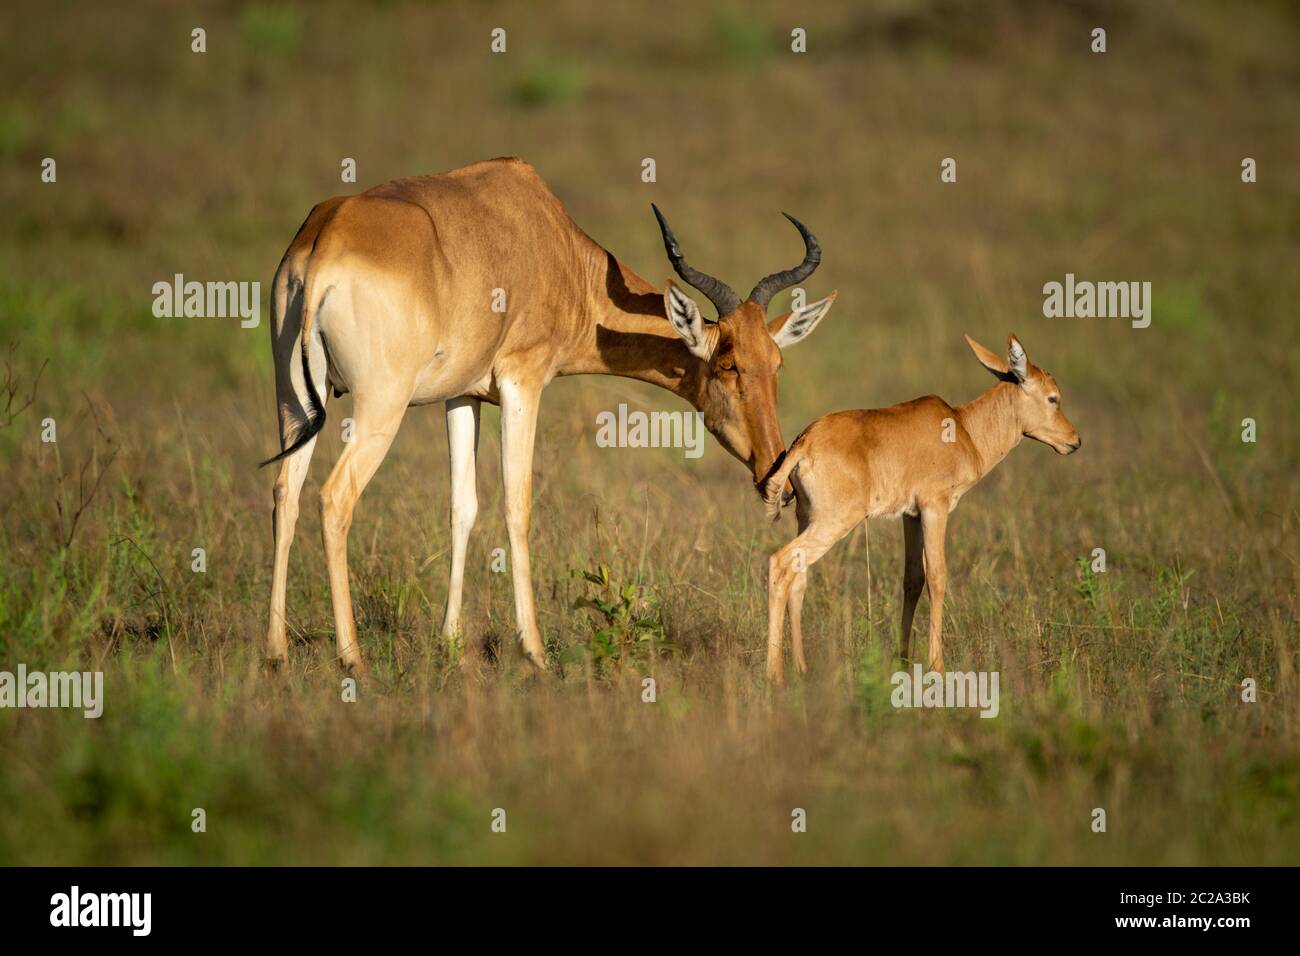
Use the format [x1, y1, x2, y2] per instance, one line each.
[498, 379, 547, 668]
[441, 396, 481, 648]
[319, 389, 411, 673]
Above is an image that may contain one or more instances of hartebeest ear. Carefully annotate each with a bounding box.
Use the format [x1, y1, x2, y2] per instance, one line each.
[664, 279, 716, 360]
[1006, 334, 1029, 382]
[768, 290, 837, 349]
[965, 334, 1015, 381]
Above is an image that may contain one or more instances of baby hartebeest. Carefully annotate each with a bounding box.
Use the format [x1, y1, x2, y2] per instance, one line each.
[263, 158, 836, 673]
[762, 334, 1080, 683]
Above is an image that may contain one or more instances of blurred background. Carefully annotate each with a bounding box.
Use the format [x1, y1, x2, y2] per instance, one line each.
[0, 0, 1297, 865]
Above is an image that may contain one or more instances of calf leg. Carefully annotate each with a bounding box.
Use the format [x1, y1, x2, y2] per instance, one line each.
[788, 571, 810, 675]
[920, 506, 950, 672]
[787, 510, 813, 674]
[898, 513, 925, 663]
[767, 514, 858, 683]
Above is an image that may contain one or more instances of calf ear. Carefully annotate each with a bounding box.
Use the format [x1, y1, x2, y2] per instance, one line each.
[1006, 334, 1029, 382]
[664, 279, 715, 360]
[769, 291, 837, 349]
[965, 334, 1014, 380]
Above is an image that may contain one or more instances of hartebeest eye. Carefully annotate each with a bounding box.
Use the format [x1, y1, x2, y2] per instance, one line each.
[1048, 395, 1059, 405]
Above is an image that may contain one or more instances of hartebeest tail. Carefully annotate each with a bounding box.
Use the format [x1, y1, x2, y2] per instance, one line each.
[765, 334, 1081, 683]
[260, 272, 328, 467]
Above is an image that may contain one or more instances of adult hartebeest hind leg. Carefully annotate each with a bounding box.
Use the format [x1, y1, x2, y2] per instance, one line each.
[318, 388, 412, 673]
[764, 334, 1081, 682]
[266, 249, 329, 668]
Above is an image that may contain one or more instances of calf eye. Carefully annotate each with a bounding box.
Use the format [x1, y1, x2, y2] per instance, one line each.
[1048, 395, 1059, 405]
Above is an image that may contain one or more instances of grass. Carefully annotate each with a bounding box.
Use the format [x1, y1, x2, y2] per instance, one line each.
[239, 4, 305, 58]
[510, 60, 587, 107]
[0, 0, 1297, 865]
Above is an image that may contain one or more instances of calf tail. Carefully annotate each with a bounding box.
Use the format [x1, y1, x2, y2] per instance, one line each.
[762, 440, 807, 522]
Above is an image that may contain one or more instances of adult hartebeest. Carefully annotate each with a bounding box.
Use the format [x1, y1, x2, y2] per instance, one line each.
[264, 158, 836, 673]
[763, 334, 1080, 682]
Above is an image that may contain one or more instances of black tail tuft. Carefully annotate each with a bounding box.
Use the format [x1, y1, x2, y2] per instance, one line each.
[259, 343, 326, 468]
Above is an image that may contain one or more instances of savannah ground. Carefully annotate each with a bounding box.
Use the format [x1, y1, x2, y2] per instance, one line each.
[0, 0, 1297, 865]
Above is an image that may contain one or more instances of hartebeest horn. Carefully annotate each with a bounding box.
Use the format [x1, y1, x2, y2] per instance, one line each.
[651, 203, 742, 317]
[747, 213, 821, 308]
